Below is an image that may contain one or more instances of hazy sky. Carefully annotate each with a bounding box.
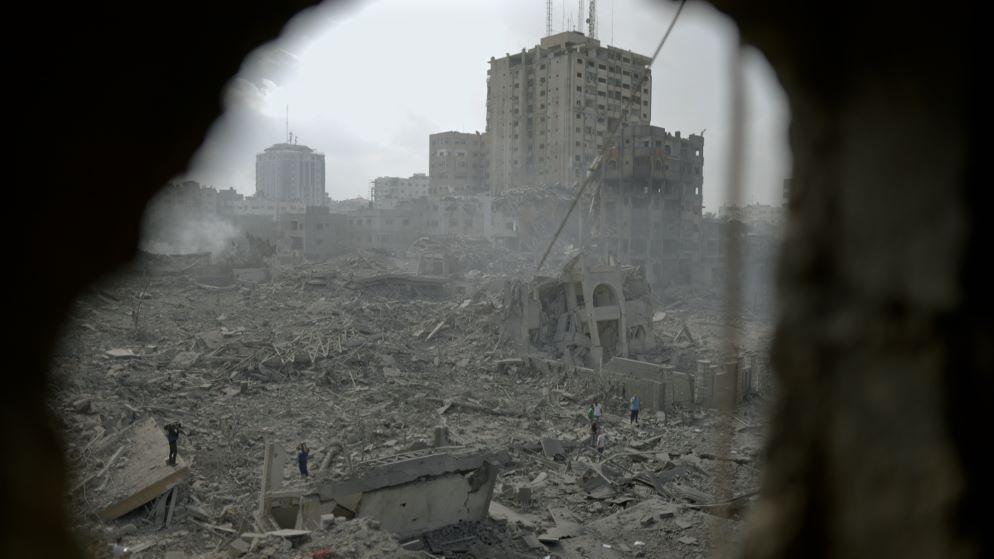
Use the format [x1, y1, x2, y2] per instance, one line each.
[185, 0, 791, 211]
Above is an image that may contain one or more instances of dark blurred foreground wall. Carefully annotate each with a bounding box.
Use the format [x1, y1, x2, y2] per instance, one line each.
[4, 1, 988, 557]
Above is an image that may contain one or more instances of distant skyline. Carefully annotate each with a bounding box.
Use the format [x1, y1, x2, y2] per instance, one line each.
[184, 0, 791, 211]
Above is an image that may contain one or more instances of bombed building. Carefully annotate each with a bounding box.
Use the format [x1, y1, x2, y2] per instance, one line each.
[51, 11, 784, 559]
[589, 125, 706, 288]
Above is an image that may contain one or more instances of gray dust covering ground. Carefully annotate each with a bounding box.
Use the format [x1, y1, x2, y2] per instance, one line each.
[53, 249, 772, 559]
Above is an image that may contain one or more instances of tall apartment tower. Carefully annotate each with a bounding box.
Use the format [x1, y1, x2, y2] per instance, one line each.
[255, 141, 326, 206]
[486, 31, 652, 194]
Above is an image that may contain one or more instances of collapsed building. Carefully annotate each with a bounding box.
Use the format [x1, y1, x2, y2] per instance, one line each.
[502, 253, 655, 368]
[257, 444, 507, 540]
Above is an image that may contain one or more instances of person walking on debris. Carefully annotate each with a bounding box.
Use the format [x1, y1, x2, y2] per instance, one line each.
[590, 421, 599, 447]
[164, 422, 185, 466]
[297, 442, 310, 478]
[593, 401, 603, 424]
[630, 394, 641, 425]
[587, 402, 596, 423]
[596, 427, 608, 456]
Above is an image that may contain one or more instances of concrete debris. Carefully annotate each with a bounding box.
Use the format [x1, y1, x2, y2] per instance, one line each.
[89, 417, 190, 520]
[56, 250, 772, 558]
[168, 351, 201, 370]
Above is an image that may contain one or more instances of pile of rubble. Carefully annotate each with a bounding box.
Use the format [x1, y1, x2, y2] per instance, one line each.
[52, 249, 771, 558]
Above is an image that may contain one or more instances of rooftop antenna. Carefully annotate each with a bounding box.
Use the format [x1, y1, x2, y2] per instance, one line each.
[285, 104, 290, 143]
[587, 0, 597, 39]
[546, 0, 552, 36]
[577, 0, 584, 33]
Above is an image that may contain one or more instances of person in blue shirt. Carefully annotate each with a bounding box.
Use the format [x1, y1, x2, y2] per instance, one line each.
[630, 395, 641, 425]
[297, 442, 310, 478]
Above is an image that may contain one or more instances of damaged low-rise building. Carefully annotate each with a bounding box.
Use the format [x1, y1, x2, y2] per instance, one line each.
[502, 253, 655, 368]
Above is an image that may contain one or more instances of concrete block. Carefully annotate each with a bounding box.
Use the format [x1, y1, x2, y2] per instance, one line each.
[432, 426, 450, 447]
[295, 494, 322, 531]
[228, 538, 250, 556]
[95, 418, 190, 520]
[168, 351, 201, 370]
[355, 464, 498, 539]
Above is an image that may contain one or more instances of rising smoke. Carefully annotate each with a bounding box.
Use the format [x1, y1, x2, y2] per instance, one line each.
[139, 182, 241, 256]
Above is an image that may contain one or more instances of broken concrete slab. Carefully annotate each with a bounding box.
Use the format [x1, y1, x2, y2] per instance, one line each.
[488, 500, 541, 529]
[233, 267, 269, 283]
[317, 448, 508, 502]
[587, 498, 680, 538]
[168, 351, 201, 370]
[95, 418, 190, 520]
[228, 537, 251, 556]
[259, 448, 507, 541]
[541, 437, 566, 461]
[357, 457, 498, 539]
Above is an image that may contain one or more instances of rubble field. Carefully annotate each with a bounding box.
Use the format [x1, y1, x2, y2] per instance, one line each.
[52, 250, 772, 559]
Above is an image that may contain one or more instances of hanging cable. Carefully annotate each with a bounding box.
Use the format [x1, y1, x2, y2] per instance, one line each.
[534, 0, 687, 274]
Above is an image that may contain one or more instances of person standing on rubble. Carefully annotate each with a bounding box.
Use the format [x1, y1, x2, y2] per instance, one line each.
[593, 401, 603, 424]
[630, 394, 641, 425]
[164, 422, 185, 466]
[590, 421, 599, 447]
[596, 428, 608, 456]
[297, 442, 310, 478]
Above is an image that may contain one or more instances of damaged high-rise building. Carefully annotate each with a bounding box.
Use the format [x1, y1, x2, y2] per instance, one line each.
[589, 125, 705, 288]
[486, 31, 652, 193]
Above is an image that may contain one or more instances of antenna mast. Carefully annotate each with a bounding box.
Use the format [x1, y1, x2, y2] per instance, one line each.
[588, 0, 597, 39]
[546, 0, 552, 36]
[285, 105, 290, 143]
[577, 0, 584, 33]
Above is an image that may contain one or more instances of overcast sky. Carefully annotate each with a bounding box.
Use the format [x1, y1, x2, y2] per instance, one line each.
[184, 0, 791, 211]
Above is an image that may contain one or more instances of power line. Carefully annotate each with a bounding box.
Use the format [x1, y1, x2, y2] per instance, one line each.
[534, 0, 688, 273]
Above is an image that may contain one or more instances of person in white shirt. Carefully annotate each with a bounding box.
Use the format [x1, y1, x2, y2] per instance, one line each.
[593, 401, 603, 423]
[596, 429, 608, 455]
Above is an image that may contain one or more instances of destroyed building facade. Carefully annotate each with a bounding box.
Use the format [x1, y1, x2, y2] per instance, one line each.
[589, 124, 706, 288]
[503, 253, 655, 368]
[486, 31, 652, 193]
